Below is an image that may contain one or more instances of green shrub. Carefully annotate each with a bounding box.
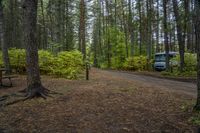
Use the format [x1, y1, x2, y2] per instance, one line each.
[173, 53, 197, 72]
[123, 56, 149, 71]
[111, 56, 125, 69]
[52, 50, 84, 79]
[9, 48, 26, 72]
[0, 49, 84, 79]
[184, 53, 197, 71]
[38, 50, 55, 74]
[164, 53, 197, 77]
[189, 115, 200, 125]
[0, 51, 3, 67]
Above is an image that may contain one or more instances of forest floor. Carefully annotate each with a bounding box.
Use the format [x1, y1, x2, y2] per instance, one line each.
[0, 68, 199, 132]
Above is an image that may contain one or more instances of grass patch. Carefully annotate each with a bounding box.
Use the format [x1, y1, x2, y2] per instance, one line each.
[161, 70, 196, 77]
[180, 101, 195, 112]
[189, 114, 200, 125]
[181, 101, 200, 126]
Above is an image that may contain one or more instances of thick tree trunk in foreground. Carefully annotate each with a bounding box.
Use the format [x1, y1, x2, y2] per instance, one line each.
[22, 0, 47, 98]
[194, 0, 200, 110]
[0, 0, 11, 74]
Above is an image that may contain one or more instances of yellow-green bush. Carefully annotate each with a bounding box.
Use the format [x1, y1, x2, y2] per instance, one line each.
[51, 50, 84, 79]
[9, 48, 26, 72]
[38, 50, 55, 74]
[0, 49, 84, 79]
[111, 56, 125, 69]
[123, 56, 149, 71]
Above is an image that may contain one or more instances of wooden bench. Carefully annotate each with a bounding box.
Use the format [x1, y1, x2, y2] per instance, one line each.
[0, 68, 17, 87]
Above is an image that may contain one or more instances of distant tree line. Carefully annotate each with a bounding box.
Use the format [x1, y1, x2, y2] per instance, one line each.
[90, 0, 197, 72]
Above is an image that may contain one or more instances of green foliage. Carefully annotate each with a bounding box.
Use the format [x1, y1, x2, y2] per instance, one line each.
[0, 49, 84, 79]
[9, 48, 26, 72]
[163, 53, 197, 77]
[180, 101, 195, 112]
[173, 53, 197, 72]
[93, 26, 154, 70]
[52, 50, 84, 79]
[161, 70, 196, 77]
[38, 50, 55, 73]
[189, 114, 200, 125]
[100, 26, 127, 69]
[111, 42, 126, 69]
[123, 56, 149, 71]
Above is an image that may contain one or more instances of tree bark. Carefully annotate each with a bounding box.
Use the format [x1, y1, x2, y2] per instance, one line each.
[40, 0, 48, 49]
[163, 0, 170, 71]
[172, 0, 185, 72]
[0, 0, 11, 74]
[79, 0, 86, 60]
[194, 0, 200, 110]
[146, 0, 153, 70]
[128, 0, 134, 57]
[22, 0, 47, 98]
[121, 0, 129, 58]
[138, 0, 142, 55]
[156, 0, 160, 52]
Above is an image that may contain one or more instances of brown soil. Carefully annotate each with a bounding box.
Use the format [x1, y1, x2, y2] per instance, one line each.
[0, 68, 198, 132]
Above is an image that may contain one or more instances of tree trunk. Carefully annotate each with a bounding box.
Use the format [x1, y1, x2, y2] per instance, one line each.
[128, 0, 134, 57]
[184, 0, 192, 52]
[121, 1, 129, 58]
[146, 0, 153, 70]
[194, 0, 200, 110]
[79, 0, 86, 60]
[105, 0, 111, 68]
[22, 0, 47, 98]
[163, 0, 170, 71]
[40, 0, 48, 49]
[0, 0, 11, 74]
[138, 0, 142, 55]
[172, 0, 185, 72]
[156, 0, 160, 52]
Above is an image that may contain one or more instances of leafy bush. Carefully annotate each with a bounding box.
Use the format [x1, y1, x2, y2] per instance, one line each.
[38, 50, 55, 74]
[184, 53, 197, 71]
[0, 49, 84, 79]
[111, 56, 125, 69]
[173, 53, 197, 72]
[160, 53, 197, 77]
[189, 114, 200, 125]
[123, 56, 149, 71]
[0, 51, 3, 67]
[51, 50, 84, 79]
[161, 70, 196, 77]
[8, 48, 26, 72]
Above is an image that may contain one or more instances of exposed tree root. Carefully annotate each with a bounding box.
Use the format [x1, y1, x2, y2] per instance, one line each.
[0, 93, 24, 102]
[25, 86, 49, 99]
[19, 88, 62, 97]
[4, 98, 28, 106]
[0, 96, 8, 101]
[0, 84, 63, 107]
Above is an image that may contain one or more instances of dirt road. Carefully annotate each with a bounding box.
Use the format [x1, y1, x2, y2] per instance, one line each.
[0, 68, 197, 132]
[105, 70, 197, 97]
